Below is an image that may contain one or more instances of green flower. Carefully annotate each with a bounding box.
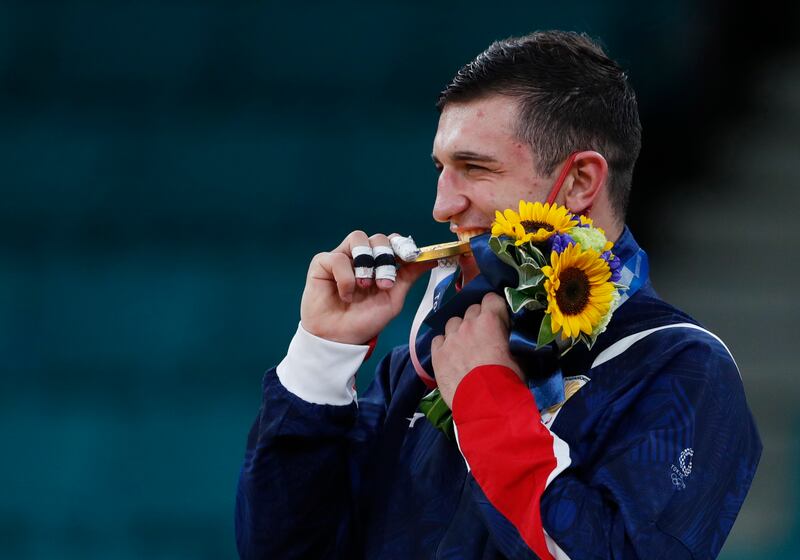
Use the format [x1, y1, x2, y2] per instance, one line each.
[591, 289, 621, 338]
[568, 226, 608, 253]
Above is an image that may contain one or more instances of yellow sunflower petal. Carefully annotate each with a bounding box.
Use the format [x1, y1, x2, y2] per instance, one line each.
[583, 305, 602, 325]
[580, 314, 594, 335]
[518, 200, 529, 219]
[567, 316, 581, 338]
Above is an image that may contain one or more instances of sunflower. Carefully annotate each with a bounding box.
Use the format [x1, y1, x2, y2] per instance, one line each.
[491, 201, 578, 246]
[542, 243, 616, 339]
[491, 208, 527, 242]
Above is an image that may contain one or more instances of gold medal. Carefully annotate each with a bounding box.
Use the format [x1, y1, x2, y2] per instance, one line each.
[412, 240, 472, 262]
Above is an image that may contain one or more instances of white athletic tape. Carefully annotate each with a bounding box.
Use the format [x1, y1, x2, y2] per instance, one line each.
[372, 245, 397, 282]
[351, 246, 373, 258]
[390, 235, 420, 262]
[372, 245, 394, 257]
[352, 245, 374, 279]
[375, 265, 397, 282]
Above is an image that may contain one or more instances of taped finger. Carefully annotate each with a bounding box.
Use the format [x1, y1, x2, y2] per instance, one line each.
[372, 245, 397, 282]
[390, 234, 420, 262]
[352, 245, 375, 279]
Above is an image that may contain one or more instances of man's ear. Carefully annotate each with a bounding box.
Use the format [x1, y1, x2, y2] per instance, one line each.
[562, 151, 608, 214]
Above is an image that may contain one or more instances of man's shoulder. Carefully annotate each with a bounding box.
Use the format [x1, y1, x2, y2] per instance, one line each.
[591, 289, 739, 384]
[605, 288, 698, 339]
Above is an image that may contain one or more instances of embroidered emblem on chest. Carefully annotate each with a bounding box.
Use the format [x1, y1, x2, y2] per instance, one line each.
[670, 448, 694, 490]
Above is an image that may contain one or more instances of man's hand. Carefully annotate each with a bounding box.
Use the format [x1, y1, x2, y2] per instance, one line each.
[431, 292, 523, 408]
[300, 230, 434, 345]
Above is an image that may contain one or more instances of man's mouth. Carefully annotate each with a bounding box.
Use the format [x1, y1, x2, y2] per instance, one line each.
[455, 228, 488, 243]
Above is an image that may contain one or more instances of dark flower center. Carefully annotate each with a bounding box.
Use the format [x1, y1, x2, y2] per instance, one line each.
[521, 220, 553, 232]
[556, 267, 590, 315]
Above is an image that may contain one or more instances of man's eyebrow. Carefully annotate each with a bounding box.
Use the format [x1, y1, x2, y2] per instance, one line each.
[430, 151, 500, 163]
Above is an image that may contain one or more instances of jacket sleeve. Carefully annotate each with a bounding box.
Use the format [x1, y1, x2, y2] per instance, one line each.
[234, 324, 393, 560]
[451, 334, 762, 560]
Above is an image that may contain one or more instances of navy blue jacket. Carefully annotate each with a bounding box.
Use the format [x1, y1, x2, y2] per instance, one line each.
[235, 231, 761, 559]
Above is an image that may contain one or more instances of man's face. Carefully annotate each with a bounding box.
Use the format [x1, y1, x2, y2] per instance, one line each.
[431, 95, 552, 279]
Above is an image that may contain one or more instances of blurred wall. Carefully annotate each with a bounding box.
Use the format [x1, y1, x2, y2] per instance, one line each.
[0, 1, 795, 558]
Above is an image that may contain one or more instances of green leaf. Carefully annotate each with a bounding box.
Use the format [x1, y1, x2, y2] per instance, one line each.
[523, 242, 547, 266]
[518, 262, 544, 288]
[505, 287, 539, 314]
[537, 313, 556, 347]
[417, 389, 454, 440]
[512, 286, 545, 311]
[584, 331, 601, 350]
[488, 235, 504, 254]
[418, 393, 434, 415]
[507, 287, 546, 312]
[430, 397, 451, 425]
[489, 236, 520, 269]
[523, 299, 546, 311]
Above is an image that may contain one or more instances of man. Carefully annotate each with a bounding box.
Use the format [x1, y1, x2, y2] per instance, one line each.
[235, 31, 761, 559]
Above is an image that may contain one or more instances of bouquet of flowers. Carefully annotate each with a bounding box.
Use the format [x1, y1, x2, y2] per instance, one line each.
[419, 201, 627, 438]
[490, 200, 625, 351]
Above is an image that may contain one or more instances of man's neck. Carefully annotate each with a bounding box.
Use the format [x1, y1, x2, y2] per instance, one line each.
[604, 221, 623, 244]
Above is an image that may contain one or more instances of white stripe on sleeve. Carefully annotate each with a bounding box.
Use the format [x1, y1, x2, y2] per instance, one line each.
[543, 429, 573, 559]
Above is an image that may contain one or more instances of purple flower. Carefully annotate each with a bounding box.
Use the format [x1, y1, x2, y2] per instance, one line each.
[573, 214, 592, 227]
[550, 232, 574, 254]
[602, 250, 622, 283]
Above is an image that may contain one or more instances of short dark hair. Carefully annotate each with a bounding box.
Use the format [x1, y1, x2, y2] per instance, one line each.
[437, 31, 642, 220]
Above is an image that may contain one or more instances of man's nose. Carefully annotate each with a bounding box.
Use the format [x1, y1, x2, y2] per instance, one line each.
[432, 167, 468, 223]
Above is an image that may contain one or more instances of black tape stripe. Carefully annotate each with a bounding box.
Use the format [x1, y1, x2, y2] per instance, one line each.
[353, 254, 375, 268]
[373, 253, 396, 267]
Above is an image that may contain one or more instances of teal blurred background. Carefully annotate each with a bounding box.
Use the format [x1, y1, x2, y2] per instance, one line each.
[1, 1, 797, 558]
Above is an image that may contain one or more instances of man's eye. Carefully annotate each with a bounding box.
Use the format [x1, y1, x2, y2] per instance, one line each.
[466, 164, 487, 172]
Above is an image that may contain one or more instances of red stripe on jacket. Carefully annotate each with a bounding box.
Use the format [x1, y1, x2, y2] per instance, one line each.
[452, 364, 557, 560]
